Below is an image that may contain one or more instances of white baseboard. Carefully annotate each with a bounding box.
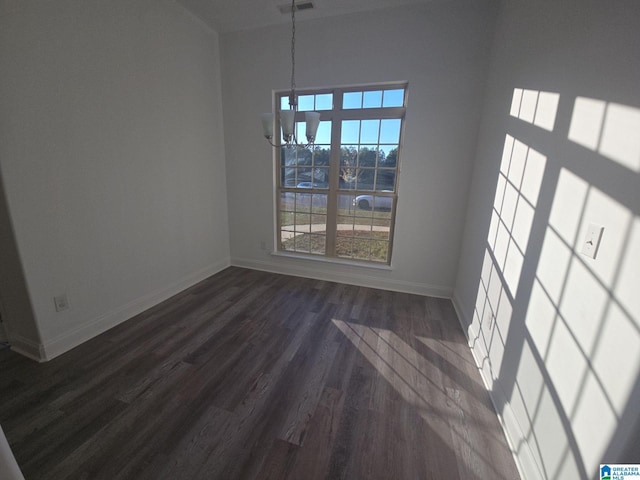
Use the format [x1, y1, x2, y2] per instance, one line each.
[451, 292, 541, 480]
[9, 334, 45, 363]
[37, 259, 230, 361]
[231, 256, 452, 298]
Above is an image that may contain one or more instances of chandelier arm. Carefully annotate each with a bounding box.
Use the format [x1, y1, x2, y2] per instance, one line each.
[289, 140, 314, 149]
[263, 136, 311, 149]
[264, 136, 312, 149]
[264, 137, 279, 148]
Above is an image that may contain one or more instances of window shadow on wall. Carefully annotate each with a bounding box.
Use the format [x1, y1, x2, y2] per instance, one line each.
[467, 88, 640, 479]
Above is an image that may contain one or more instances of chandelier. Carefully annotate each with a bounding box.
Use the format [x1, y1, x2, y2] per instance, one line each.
[260, 0, 321, 148]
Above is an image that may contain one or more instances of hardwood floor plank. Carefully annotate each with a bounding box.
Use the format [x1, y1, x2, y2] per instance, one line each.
[135, 403, 233, 480]
[326, 363, 375, 480]
[15, 395, 129, 478]
[0, 267, 520, 480]
[278, 338, 340, 445]
[255, 439, 299, 480]
[46, 360, 193, 480]
[285, 386, 344, 480]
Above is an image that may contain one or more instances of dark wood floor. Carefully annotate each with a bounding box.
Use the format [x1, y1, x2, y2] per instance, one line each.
[0, 267, 520, 480]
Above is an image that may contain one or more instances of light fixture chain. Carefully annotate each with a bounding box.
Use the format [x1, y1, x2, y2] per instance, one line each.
[262, 0, 318, 149]
[290, 0, 296, 109]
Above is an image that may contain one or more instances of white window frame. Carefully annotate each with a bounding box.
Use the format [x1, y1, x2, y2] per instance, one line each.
[275, 83, 407, 265]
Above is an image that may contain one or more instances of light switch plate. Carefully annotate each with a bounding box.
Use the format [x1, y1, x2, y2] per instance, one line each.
[581, 224, 604, 259]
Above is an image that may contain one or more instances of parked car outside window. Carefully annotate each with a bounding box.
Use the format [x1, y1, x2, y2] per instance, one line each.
[353, 191, 393, 210]
[296, 182, 324, 188]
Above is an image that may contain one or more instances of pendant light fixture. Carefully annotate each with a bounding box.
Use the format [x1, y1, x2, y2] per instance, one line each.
[261, 0, 321, 148]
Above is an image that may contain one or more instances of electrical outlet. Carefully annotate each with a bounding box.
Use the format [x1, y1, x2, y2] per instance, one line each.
[54, 294, 69, 312]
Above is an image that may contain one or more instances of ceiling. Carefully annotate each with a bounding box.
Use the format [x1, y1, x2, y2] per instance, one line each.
[176, 0, 436, 33]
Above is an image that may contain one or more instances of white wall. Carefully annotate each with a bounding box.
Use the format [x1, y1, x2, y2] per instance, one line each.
[454, 1, 640, 478]
[0, 0, 230, 360]
[220, 1, 497, 296]
[0, 173, 38, 347]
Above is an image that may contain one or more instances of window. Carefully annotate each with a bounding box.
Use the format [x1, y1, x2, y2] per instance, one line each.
[276, 84, 407, 264]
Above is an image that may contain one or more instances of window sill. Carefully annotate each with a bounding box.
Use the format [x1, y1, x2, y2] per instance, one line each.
[270, 250, 393, 271]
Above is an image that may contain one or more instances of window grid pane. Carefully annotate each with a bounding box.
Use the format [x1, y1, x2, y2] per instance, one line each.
[343, 92, 362, 109]
[363, 91, 383, 108]
[298, 95, 314, 111]
[382, 89, 405, 107]
[315, 94, 333, 110]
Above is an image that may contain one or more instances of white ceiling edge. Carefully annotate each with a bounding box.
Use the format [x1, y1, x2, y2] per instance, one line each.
[175, 0, 439, 34]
